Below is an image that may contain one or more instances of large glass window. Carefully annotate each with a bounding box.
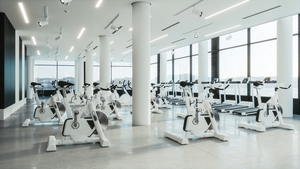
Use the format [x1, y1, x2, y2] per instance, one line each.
[250, 40, 277, 96]
[58, 61, 75, 84]
[220, 46, 247, 95]
[150, 63, 157, 83]
[111, 62, 132, 85]
[174, 57, 190, 82]
[34, 61, 57, 90]
[251, 21, 277, 43]
[192, 43, 198, 55]
[220, 29, 247, 49]
[174, 46, 189, 58]
[93, 62, 99, 83]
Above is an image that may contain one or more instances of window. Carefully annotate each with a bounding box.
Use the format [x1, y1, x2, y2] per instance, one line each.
[58, 61, 75, 84]
[34, 61, 57, 90]
[174, 46, 189, 58]
[251, 21, 277, 43]
[174, 57, 190, 82]
[111, 62, 132, 85]
[220, 29, 247, 49]
[150, 63, 157, 83]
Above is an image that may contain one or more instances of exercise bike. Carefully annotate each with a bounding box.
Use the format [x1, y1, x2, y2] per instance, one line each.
[22, 82, 66, 127]
[238, 83, 294, 132]
[93, 82, 122, 120]
[46, 82, 110, 151]
[150, 83, 163, 114]
[164, 81, 229, 144]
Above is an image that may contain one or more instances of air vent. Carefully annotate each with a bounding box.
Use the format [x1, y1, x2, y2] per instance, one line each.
[171, 38, 186, 44]
[243, 5, 281, 19]
[126, 45, 132, 49]
[162, 22, 180, 31]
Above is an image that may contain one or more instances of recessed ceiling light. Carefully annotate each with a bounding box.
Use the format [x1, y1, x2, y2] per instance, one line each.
[77, 28, 85, 39]
[37, 50, 40, 55]
[65, 55, 68, 59]
[159, 45, 176, 52]
[31, 37, 36, 45]
[129, 28, 133, 31]
[93, 53, 97, 56]
[95, 0, 103, 8]
[122, 49, 132, 55]
[205, 0, 249, 19]
[150, 34, 168, 43]
[205, 25, 241, 37]
[69, 46, 74, 52]
[18, 2, 29, 23]
[110, 41, 114, 44]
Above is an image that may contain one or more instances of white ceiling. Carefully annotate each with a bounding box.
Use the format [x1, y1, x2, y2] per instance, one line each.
[0, 0, 299, 62]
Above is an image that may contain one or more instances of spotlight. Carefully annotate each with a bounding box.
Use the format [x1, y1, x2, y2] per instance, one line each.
[192, 6, 203, 17]
[55, 35, 62, 41]
[38, 6, 49, 27]
[111, 24, 119, 31]
[38, 20, 48, 27]
[194, 31, 199, 38]
[55, 27, 64, 41]
[60, 0, 72, 5]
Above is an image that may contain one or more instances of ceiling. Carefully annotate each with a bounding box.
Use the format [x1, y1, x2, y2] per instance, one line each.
[0, 0, 299, 62]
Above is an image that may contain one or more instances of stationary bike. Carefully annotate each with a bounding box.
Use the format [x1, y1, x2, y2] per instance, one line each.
[22, 82, 66, 127]
[46, 81, 110, 151]
[238, 83, 294, 132]
[93, 82, 122, 120]
[164, 81, 229, 144]
[150, 83, 163, 114]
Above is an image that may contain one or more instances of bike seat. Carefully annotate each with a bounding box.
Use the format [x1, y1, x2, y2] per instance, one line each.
[83, 83, 90, 87]
[57, 81, 74, 88]
[31, 82, 42, 87]
[253, 81, 264, 87]
[180, 81, 193, 87]
[93, 82, 100, 87]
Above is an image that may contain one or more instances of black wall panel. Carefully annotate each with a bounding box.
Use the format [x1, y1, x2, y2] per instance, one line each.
[19, 37, 22, 101]
[0, 13, 16, 109]
[25, 46, 27, 98]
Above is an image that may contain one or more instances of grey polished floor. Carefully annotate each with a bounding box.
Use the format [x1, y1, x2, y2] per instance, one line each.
[0, 100, 299, 169]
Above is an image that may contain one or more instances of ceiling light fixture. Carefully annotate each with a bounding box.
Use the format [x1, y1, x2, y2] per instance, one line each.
[18, 3, 29, 23]
[194, 31, 199, 38]
[60, 0, 72, 5]
[31, 36, 37, 45]
[37, 50, 40, 55]
[38, 6, 49, 27]
[205, 0, 249, 19]
[173, 0, 204, 16]
[95, 0, 103, 8]
[55, 27, 64, 41]
[65, 55, 68, 59]
[205, 25, 241, 37]
[110, 41, 114, 44]
[69, 46, 74, 52]
[122, 49, 132, 55]
[77, 28, 85, 39]
[93, 53, 97, 56]
[129, 28, 133, 31]
[150, 34, 168, 43]
[104, 14, 120, 29]
[192, 6, 203, 17]
[159, 45, 176, 52]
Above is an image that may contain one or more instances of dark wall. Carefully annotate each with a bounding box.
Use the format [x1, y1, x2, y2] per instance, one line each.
[0, 13, 16, 109]
[25, 46, 27, 98]
[19, 37, 22, 101]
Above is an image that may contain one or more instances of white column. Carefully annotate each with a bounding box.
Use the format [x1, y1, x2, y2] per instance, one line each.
[85, 50, 93, 98]
[99, 35, 111, 97]
[160, 52, 167, 83]
[76, 58, 84, 94]
[99, 35, 111, 83]
[27, 56, 34, 99]
[198, 41, 208, 96]
[132, 1, 151, 126]
[277, 16, 293, 117]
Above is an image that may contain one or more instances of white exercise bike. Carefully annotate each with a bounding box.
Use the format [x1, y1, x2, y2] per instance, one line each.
[46, 81, 110, 151]
[22, 82, 66, 127]
[164, 81, 229, 144]
[238, 83, 294, 132]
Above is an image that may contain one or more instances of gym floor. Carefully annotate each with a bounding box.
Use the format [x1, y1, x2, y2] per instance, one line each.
[0, 100, 299, 169]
